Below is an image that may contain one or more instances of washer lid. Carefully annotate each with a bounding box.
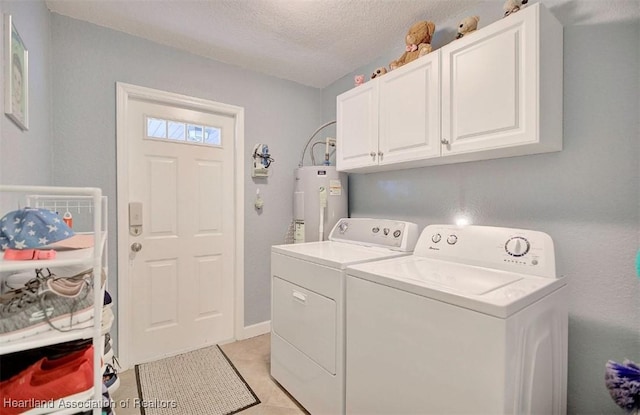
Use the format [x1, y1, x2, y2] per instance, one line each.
[346, 256, 566, 318]
[396, 258, 523, 295]
[272, 241, 410, 269]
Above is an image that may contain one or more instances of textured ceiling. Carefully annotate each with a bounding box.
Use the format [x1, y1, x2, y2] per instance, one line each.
[45, 0, 640, 88]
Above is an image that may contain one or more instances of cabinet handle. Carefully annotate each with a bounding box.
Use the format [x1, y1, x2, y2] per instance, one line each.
[292, 291, 307, 303]
[378, 151, 383, 160]
[440, 139, 450, 145]
[370, 151, 376, 160]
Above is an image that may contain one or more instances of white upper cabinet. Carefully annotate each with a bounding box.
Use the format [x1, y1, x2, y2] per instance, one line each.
[337, 52, 441, 173]
[336, 3, 563, 173]
[441, 3, 563, 161]
[378, 54, 441, 167]
[336, 80, 379, 171]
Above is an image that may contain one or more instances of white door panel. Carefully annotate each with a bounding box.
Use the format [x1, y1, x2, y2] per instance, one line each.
[195, 255, 223, 319]
[147, 156, 178, 235]
[442, 16, 536, 155]
[127, 98, 235, 364]
[145, 259, 178, 328]
[336, 82, 379, 170]
[378, 53, 441, 164]
[453, 32, 518, 138]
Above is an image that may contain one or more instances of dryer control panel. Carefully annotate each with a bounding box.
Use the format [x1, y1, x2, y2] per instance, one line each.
[414, 225, 556, 279]
[329, 218, 420, 252]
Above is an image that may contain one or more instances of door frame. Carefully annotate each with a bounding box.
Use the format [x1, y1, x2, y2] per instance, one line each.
[115, 82, 245, 370]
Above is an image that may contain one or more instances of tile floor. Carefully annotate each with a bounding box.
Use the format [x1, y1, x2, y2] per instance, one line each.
[111, 333, 308, 414]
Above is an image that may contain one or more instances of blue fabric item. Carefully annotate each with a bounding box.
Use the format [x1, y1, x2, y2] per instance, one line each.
[0, 208, 75, 250]
[605, 359, 640, 412]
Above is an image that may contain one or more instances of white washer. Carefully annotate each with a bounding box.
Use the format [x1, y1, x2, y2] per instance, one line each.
[345, 224, 568, 415]
[271, 218, 420, 415]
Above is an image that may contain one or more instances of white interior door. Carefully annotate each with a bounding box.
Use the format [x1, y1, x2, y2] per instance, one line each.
[124, 95, 236, 364]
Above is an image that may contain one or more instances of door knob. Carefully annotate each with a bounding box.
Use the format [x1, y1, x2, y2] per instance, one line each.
[441, 139, 450, 145]
[131, 242, 142, 252]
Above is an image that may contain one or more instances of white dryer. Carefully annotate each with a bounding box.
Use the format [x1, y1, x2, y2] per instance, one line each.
[345, 224, 568, 415]
[271, 218, 420, 415]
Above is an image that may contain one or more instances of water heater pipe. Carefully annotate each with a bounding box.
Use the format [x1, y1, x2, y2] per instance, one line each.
[325, 137, 336, 165]
[298, 120, 336, 167]
[318, 186, 328, 241]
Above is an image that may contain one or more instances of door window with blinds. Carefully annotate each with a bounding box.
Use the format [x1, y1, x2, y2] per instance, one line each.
[146, 116, 222, 147]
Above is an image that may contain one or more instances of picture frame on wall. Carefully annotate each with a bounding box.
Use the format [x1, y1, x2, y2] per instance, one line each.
[4, 14, 29, 131]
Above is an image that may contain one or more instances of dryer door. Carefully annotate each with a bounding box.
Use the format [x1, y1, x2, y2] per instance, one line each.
[272, 277, 337, 374]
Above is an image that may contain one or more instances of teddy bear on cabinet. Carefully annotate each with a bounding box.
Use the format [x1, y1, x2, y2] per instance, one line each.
[503, 0, 528, 17]
[389, 20, 436, 70]
[456, 16, 480, 39]
[371, 67, 387, 79]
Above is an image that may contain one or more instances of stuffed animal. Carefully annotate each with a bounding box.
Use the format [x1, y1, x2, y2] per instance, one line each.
[389, 20, 436, 70]
[503, 0, 528, 17]
[354, 74, 365, 86]
[456, 16, 480, 39]
[371, 67, 387, 79]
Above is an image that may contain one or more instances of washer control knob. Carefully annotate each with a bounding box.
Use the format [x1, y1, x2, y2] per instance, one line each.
[338, 221, 349, 234]
[393, 230, 401, 238]
[383, 228, 390, 236]
[505, 236, 530, 257]
[372, 226, 380, 233]
[432, 233, 441, 243]
[447, 234, 458, 245]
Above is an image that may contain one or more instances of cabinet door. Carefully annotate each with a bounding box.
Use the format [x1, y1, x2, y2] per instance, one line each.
[441, 8, 537, 156]
[378, 51, 441, 166]
[336, 81, 379, 171]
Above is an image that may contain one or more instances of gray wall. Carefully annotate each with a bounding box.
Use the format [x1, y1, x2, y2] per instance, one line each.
[322, 2, 640, 414]
[0, 0, 52, 197]
[49, 14, 322, 345]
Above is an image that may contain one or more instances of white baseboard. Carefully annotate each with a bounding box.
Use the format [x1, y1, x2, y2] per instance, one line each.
[239, 320, 271, 340]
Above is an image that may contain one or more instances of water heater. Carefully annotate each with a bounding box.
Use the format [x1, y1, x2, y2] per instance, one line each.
[293, 166, 348, 243]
